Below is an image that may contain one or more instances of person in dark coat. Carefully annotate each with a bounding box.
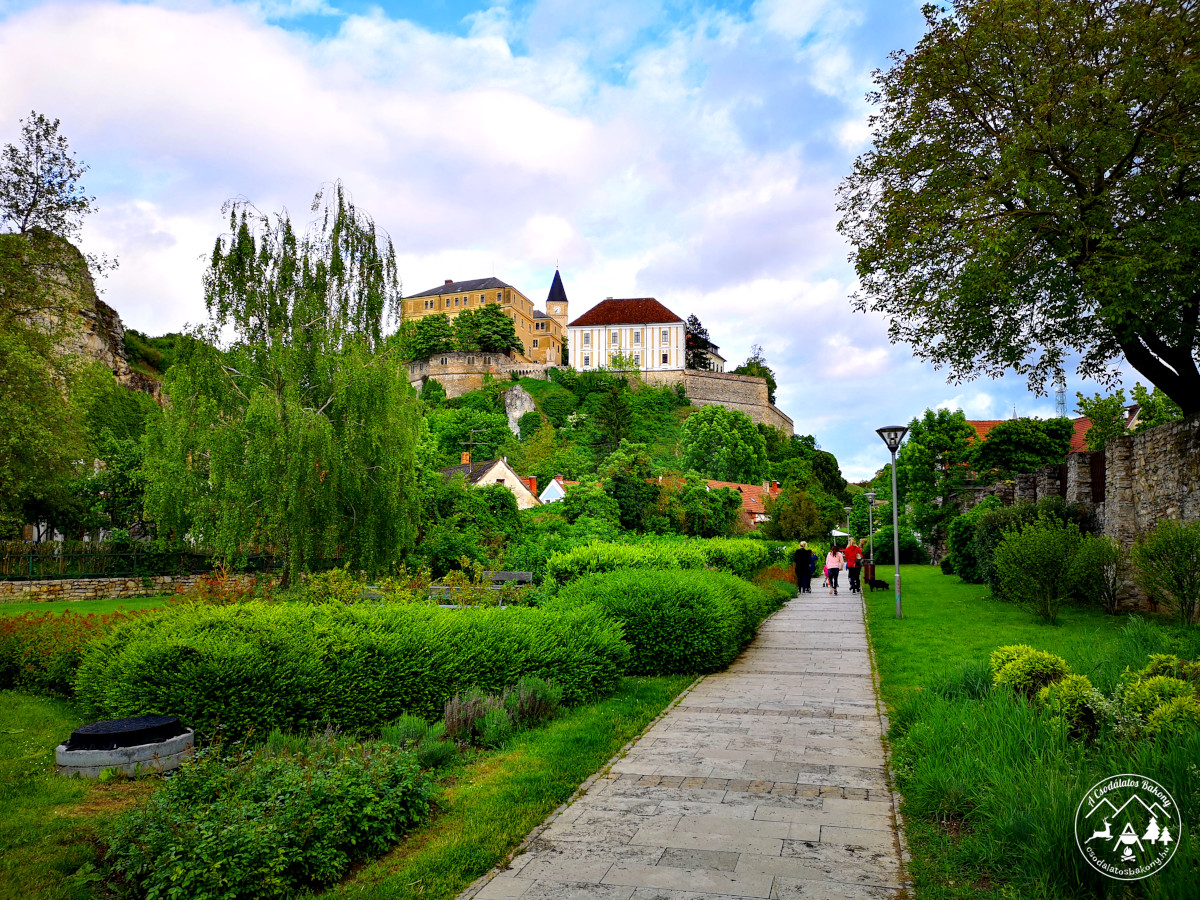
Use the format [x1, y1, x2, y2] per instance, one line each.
[793, 541, 814, 594]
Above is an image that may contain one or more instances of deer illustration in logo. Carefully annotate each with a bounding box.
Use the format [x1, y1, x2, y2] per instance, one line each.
[1086, 819, 1113, 844]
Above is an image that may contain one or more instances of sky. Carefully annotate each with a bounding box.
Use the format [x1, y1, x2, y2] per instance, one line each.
[0, 0, 1126, 480]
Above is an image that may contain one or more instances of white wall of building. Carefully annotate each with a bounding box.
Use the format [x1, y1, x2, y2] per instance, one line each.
[566, 321, 684, 372]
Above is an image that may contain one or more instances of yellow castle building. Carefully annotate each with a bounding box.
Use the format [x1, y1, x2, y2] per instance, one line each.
[404, 274, 566, 365]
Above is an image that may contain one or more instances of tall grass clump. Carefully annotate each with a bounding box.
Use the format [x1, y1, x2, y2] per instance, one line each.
[891, 619, 1200, 899]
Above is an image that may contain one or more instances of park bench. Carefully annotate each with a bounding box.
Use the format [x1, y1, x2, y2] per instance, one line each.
[427, 570, 533, 603]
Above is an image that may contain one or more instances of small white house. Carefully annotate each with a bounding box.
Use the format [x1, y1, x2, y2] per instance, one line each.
[439, 455, 541, 510]
[537, 475, 579, 504]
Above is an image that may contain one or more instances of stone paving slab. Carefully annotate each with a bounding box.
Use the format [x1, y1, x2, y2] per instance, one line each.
[461, 587, 907, 899]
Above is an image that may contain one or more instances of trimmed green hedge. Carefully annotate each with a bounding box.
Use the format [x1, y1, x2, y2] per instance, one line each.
[76, 603, 628, 737]
[544, 538, 769, 586]
[552, 568, 783, 676]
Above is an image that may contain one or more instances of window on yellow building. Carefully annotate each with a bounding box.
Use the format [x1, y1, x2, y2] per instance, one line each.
[633, 330, 641, 345]
[533, 339, 539, 348]
[661, 329, 669, 343]
[661, 352, 669, 365]
[610, 331, 618, 345]
[582, 332, 590, 347]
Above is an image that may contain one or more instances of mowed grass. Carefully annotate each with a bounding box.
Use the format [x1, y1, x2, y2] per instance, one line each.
[864, 565, 1128, 708]
[0, 691, 154, 900]
[321, 674, 693, 900]
[0, 595, 171, 617]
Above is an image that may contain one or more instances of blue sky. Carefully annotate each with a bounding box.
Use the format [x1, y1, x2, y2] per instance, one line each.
[0, 1, 1124, 479]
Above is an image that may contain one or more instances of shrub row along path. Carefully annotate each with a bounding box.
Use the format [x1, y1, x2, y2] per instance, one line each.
[463, 587, 908, 900]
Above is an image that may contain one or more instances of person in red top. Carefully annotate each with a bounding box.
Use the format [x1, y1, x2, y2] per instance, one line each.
[844, 539, 864, 593]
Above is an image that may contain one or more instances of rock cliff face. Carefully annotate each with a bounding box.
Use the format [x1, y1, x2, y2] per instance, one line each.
[8, 230, 160, 398]
[504, 385, 538, 436]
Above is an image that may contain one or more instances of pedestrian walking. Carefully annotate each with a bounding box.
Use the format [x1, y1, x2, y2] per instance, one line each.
[845, 539, 864, 593]
[793, 541, 815, 594]
[826, 546, 844, 595]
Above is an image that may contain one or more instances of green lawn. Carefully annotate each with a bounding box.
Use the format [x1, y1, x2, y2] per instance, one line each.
[866, 566, 1200, 900]
[864, 565, 1131, 708]
[0, 595, 171, 617]
[0, 691, 155, 900]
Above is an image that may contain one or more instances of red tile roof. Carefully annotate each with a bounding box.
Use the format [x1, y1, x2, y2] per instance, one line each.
[967, 417, 1091, 453]
[706, 480, 782, 516]
[567, 298, 684, 328]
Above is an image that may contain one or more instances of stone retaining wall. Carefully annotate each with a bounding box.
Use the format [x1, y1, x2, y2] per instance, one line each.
[407, 352, 551, 398]
[963, 414, 1200, 611]
[643, 369, 794, 436]
[0, 573, 269, 603]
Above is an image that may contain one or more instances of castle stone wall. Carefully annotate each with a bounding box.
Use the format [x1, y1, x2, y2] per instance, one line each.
[408, 353, 551, 398]
[643, 369, 794, 436]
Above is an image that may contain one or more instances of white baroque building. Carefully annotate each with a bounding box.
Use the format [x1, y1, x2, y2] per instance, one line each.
[566, 297, 685, 372]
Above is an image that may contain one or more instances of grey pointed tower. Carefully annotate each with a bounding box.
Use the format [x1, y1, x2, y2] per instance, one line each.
[546, 269, 569, 330]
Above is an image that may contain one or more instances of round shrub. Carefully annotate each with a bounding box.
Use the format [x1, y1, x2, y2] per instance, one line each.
[1135, 653, 1200, 683]
[993, 650, 1070, 698]
[1037, 674, 1099, 738]
[988, 644, 1037, 677]
[1121, 675, 1196, 721]
[552, 568, 782, 676]
[1145, 695, 1200, 738]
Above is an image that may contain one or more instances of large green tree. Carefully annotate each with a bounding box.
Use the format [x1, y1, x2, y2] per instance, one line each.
[838, 0, 1200, 413]
[143, 184, 420, 581]
[681, 405, 768, 484]
[971, 417, 1075, 480]
[896, 408, 976, 548]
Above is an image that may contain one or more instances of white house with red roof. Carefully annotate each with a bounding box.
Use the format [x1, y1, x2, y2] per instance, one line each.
[566, 297, 685, 372]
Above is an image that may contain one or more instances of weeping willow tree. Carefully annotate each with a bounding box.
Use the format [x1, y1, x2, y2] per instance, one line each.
[144, 183, 419, 581]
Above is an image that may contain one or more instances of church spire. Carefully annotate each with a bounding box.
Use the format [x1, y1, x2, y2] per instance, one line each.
[546, 269, 569, 328]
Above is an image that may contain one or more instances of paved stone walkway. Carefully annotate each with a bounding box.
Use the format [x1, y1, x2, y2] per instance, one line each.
[466, 584, 908, 900]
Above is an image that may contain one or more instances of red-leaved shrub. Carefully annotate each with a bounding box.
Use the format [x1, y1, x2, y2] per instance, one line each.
[0, 608, 149, 697]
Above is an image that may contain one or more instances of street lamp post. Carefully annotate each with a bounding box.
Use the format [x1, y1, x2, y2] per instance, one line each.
[844, 506, 853, 538]
[876, 426, 909, 619]
[865, 491, 876, 564]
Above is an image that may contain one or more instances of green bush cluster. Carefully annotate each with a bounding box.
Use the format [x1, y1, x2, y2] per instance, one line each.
[991, 646, 1070, 697]
[442, 676, 562, 748]
[944, 497, 1093, 592]
[543, 537, 768, 585]
[380, 716, 455, 769]
[552, 568, 782, 676]
[102, 733, 431, 899]
[76, 603, 627, 735]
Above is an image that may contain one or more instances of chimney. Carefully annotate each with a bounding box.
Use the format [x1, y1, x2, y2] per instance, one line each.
[461, 451, 471, 465]
[445, 279, 454, 285]
[526, 476, 537, 494]
[762, 481, 770, 494]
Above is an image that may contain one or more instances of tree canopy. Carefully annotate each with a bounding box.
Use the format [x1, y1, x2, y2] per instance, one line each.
[143, 184, 420, 581]
[1, 112, 94, 239]
[684, 314, 711, 371]
[896, 408, 976, 547]
[838, 0, 1200, 414]
[681, 405, 768, 484]
[732, 344, 777, 404]
[971, 417, 1074, 480]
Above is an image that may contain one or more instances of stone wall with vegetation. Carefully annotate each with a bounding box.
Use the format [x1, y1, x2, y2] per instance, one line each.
[643, 369, 794, 435]
[0, 573, 264, 602]
[965, 414, 1200, 610]
[407, 352, 551, 398]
